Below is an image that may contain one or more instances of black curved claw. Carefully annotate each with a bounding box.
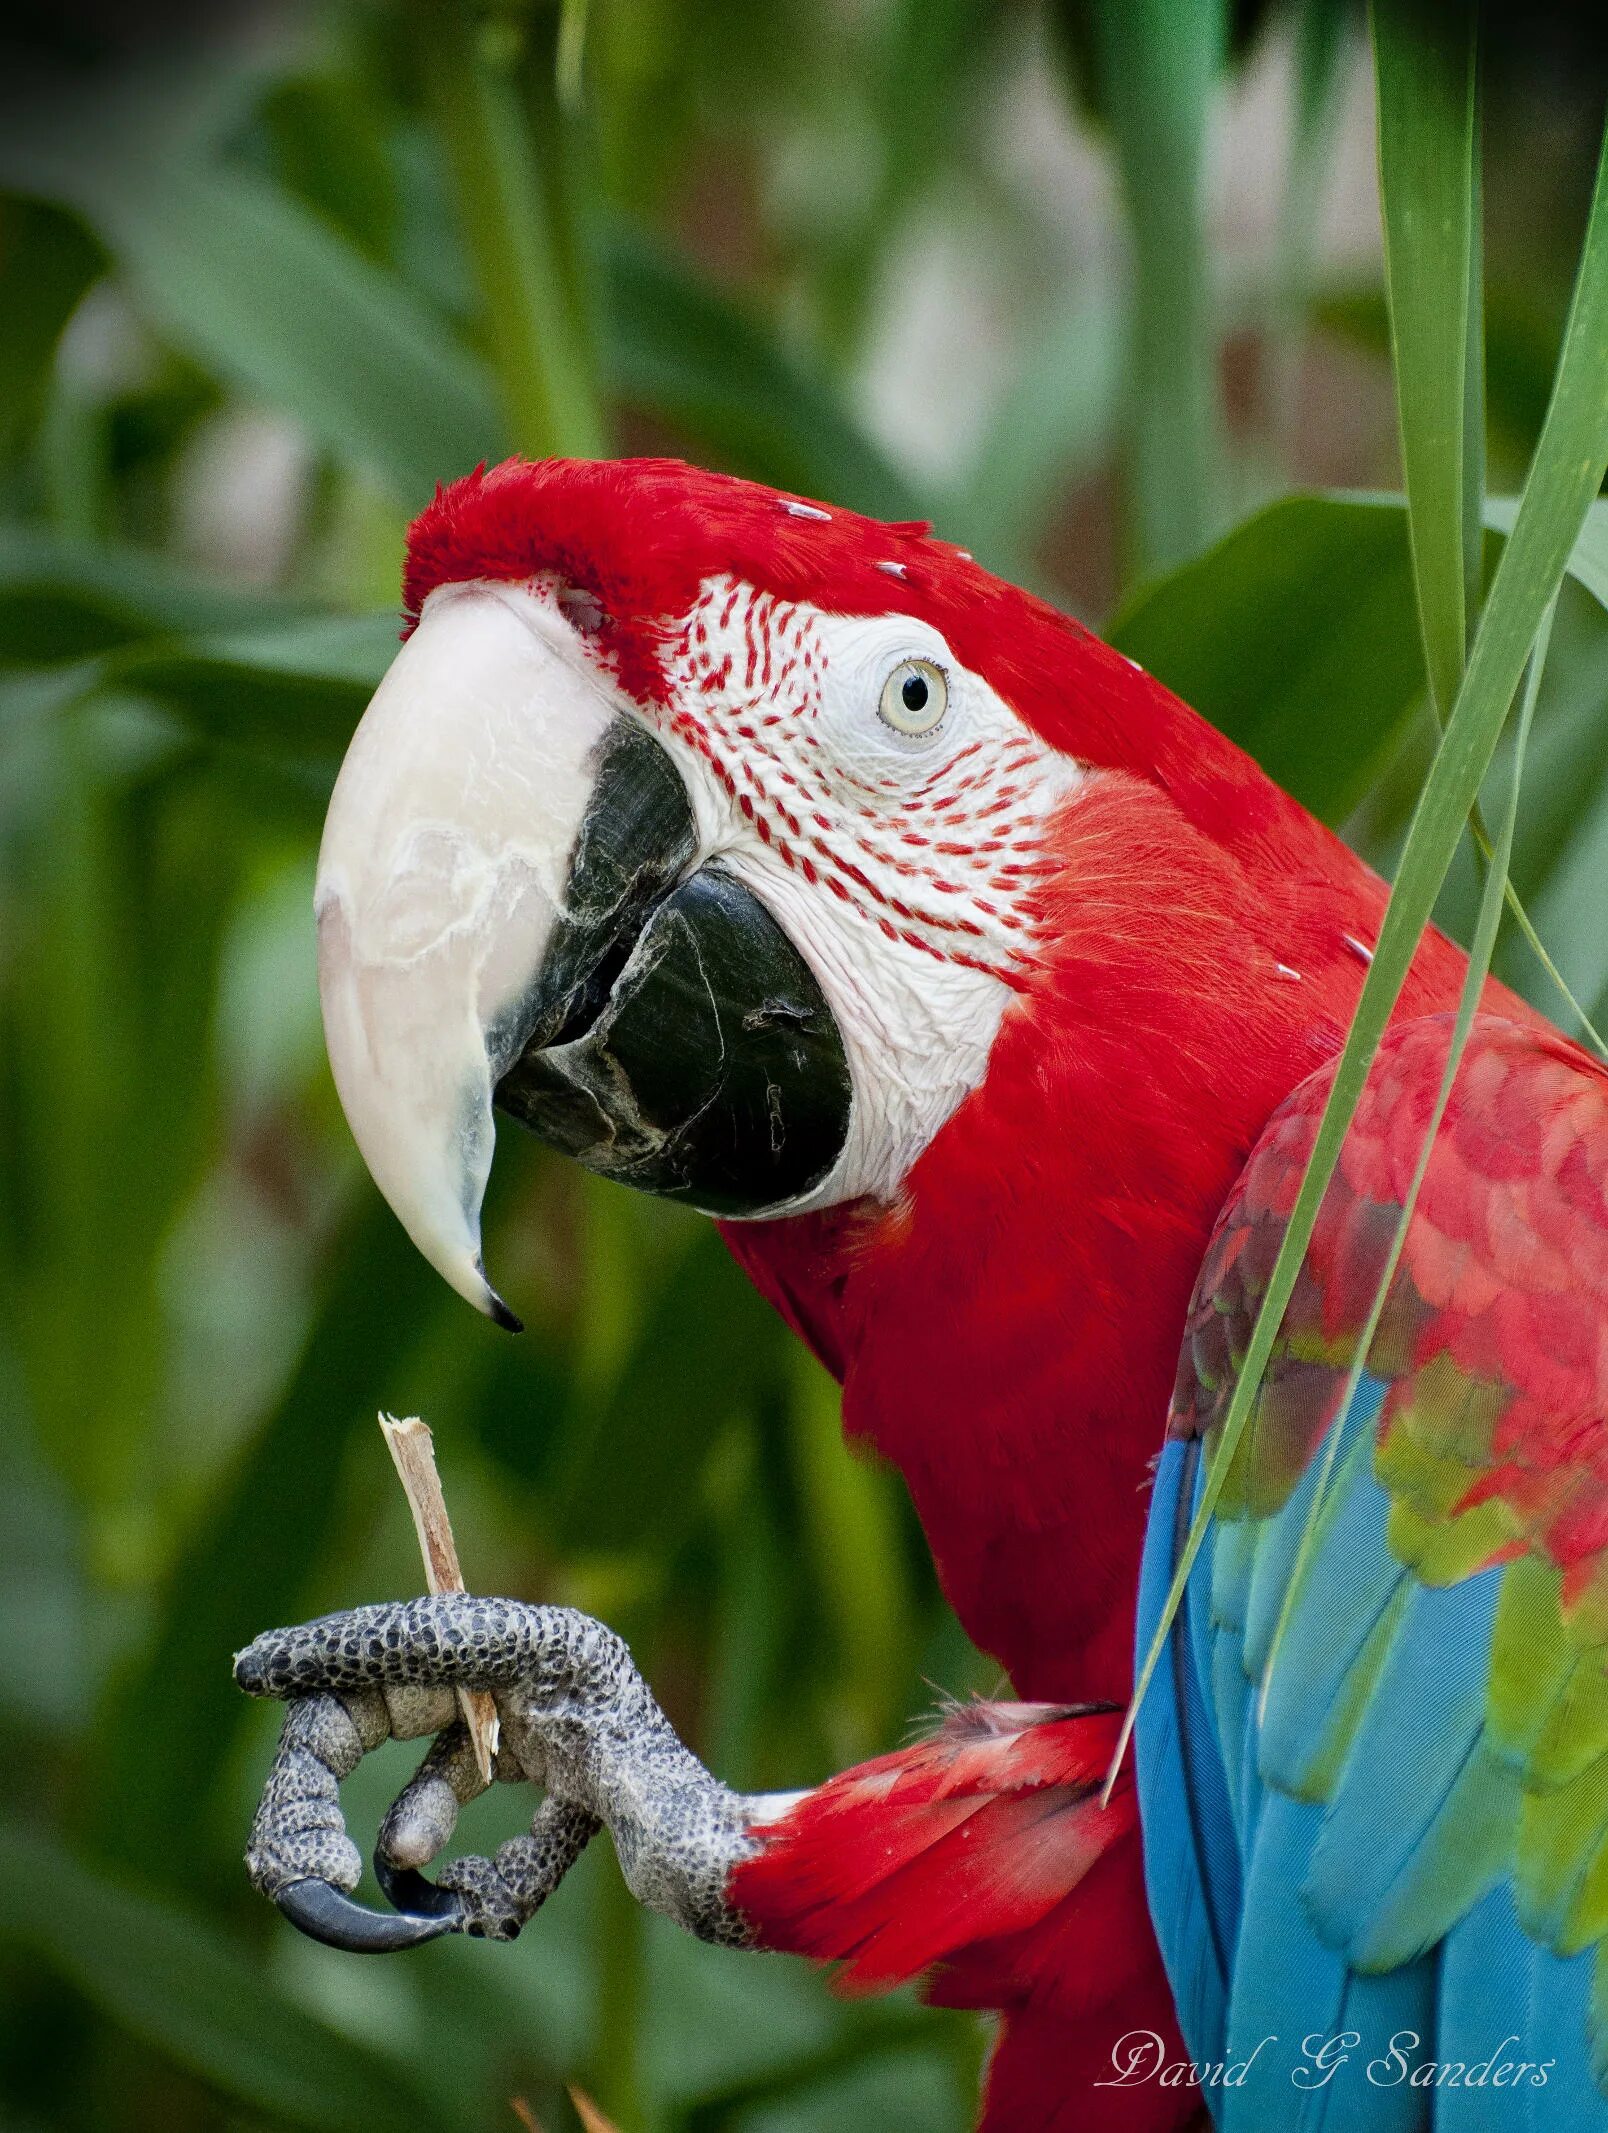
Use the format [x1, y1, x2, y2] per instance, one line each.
[373, 1850, 465, 1922]
[274, 1875, 463, 1953]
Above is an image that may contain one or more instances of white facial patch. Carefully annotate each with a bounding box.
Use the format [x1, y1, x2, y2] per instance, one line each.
[641, 577, 1084, 1214]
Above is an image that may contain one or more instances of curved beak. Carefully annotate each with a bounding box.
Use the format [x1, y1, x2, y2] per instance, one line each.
[316, 579, 850, 1325]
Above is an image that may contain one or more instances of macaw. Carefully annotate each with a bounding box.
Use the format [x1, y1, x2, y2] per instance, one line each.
[234, 457, 1608, 2131]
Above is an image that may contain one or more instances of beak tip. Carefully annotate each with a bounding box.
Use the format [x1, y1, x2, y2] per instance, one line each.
[475, 1259, 524, 1334]
[485, 1289, 525, 1336]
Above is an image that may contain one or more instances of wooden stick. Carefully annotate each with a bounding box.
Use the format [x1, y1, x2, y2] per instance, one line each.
[379, 1413, 499, 1785]
[566, 2090, 623, 2133]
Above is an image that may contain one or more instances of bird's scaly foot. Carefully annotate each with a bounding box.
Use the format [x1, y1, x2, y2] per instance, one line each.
[234, 1596, 759, 1952]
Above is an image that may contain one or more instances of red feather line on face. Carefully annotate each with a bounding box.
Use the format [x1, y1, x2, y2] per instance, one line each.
[653, 578, 1056, 982]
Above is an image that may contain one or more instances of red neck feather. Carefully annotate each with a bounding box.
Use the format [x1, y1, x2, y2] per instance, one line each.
[724, 773, 1497, 1702]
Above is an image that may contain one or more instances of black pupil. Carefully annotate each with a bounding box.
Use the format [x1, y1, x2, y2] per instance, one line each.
[901, 672, 929, 713]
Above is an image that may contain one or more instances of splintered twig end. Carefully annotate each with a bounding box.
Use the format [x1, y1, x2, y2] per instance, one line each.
[379, 1412, 499, 1784]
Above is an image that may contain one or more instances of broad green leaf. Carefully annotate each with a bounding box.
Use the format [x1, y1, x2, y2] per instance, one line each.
[1527, 773, 1608, 1031]
[0, 547, 390, 810]
[0, 534, 394, 768]
[1487, 496, 1608, 611]
[1110, 490, 1608, 830]
[1494, 587, 1608, 908]
[1089, 0, 1226, 581]
[37, 161, 504, 507]
[0, 1821, 448, 2133]
[603, 227, 926, 523]
[1373, 0, 1482, 721]
[1122, 114, 1608, 1778]
[121, 614, 395, 769]
[16, 159, 922, 529]
[1110, 494, 1427, 822]
[261, 70, 401, 270]
[7, 65, 925, 526]
[0, 527, 295, 666]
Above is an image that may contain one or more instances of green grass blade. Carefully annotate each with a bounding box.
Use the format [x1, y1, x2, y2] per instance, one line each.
[1111, 115, 1608, 1788]
[1487, 495, 1608, 608]
[1268, 0, 1353, 460]
[1111, 493, 1427, 821]
[1374, 0, 1480, 725]
[1472, 822, 1608, 1055]
[1462, 88, 1488, 655]
[1258, 596, 1554, 1714]
[1113, 486, 1608, 1053]
[0, 527, 304, 661]
[114, 615, 395, 772]
[1090, 0, 1227, 582]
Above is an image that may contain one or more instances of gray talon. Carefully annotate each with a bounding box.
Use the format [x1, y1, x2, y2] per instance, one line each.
[276, 1876, 462, 1952]
[372, 1853, 466, 1923]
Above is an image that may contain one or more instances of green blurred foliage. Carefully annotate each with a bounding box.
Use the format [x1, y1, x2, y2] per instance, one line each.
[0, 3, 1604, 2131]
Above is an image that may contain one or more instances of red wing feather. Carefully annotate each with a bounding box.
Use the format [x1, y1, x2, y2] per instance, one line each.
[731, 1702, 1201, 2131]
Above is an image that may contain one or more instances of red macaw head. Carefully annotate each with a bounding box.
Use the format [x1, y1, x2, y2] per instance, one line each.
[317, 455, 1318, 1326]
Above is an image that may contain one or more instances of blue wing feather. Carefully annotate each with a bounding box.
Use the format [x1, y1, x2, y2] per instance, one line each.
[1304, 1572, 1510, 1964]
[1135, 1416, 1608, 2126]
[1135, 1019, 1608, 2125]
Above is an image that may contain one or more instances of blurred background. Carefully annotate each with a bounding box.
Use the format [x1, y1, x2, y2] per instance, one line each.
[0, 2, 1604, 2129]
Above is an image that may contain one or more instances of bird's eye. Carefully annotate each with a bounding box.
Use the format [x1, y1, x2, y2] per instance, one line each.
[878, 658, 948, 738]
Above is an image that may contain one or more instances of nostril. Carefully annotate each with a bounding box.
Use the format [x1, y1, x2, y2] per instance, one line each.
[557, 584, 608, 636]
